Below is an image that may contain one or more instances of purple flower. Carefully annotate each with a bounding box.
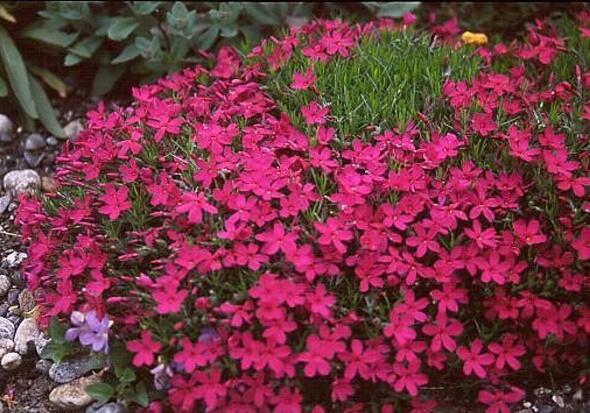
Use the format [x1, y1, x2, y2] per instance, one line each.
[65, 311, 89, 341]
[65, 310, 110, 354]
[198, 326, 220, 344]
[150, 363, 174, 390]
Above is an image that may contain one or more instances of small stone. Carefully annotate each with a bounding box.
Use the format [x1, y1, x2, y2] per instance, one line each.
[35, 333, 50, 357]
[63, 119, 84, 140]
[6, 314, 20, 327]
[36, 358, 53, 374]
[24, 150, 45, 168]
[0, 114, 13, 143]
[552, 395, 565, 408]
[85, 403, 100, 413]
[6, 288, 19, 304]
[7, 305, 20, 316]
[4, 252, 27, 269]
[41, 176, 58, 193]
[87, 402, 126, 413]
[0, 317, 15, 339]
[9, 271, 24, 289]
[0, 195, 10, 215]
[0, 338, 14, 358]
[0, 132, 13, 144]
[49, 357, 92, 384]
[0, 304, 8, 317]
[3, 169, 40, 195]
[49, 374, 102, 410]
[18, 289, 36, 313]
[534, 387, 552, 397]
[537, 405, 555, 413]
[573, 389, 583, 401]
[14, 317, 40, 355]
[46, 136, 58, 146]
[1, 352, 21, 370]
[24, 133, 46, 151]
[0, 274, 10, 297]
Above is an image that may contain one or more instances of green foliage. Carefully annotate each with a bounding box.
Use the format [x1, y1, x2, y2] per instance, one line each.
[0, 3, 65, 135]
[362, 2, 421, 18]
[264, 29, 480, 139]
[0, 24, 37, 118]
[29, 73, 66, 137]
[85, 383, 115, 405]
[41, 317, 76, 363]
[0, 75, 7, 97]
[86, 342, 151, 408]
[29, 2, 420, 96]
[552, 13, 590, 82]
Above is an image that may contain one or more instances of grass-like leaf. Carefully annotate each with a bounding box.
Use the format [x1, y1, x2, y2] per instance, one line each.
[28, 73, 65, 137]
[0, 24, 38, 118]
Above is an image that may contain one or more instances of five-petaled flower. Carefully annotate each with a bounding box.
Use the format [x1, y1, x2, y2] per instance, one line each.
[301, 101, 329, 125]
[127, 330, 162, 367]
[422, 313, 464, 352]
[456, 339, 495, 378]
[98, 184, 131, 220]
[488, 334, 526, 371]
[291, 67, 316, 90]
[513, 219, 547, 246]
[176, 191, 218, 224]
[315, 217, 354, 254]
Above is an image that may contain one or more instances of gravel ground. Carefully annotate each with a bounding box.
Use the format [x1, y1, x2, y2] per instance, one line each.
[0, 212, 62, 413]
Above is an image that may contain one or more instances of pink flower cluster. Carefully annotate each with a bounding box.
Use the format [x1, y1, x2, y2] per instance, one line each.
[17, 11, 590, 413]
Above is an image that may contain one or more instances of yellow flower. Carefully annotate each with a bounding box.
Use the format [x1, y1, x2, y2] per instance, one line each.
[461, 31, 488, 46]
